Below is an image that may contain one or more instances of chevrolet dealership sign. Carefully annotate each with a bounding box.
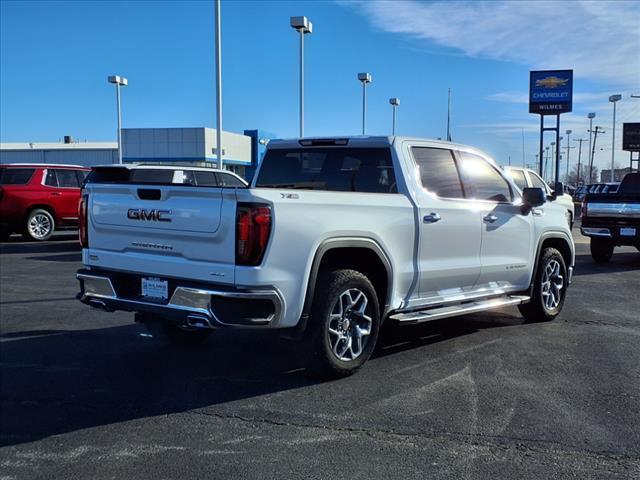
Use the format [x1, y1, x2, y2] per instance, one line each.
[529, 70, 573, 115]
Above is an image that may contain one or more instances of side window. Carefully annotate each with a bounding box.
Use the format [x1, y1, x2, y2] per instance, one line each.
[528, 171, 548, 192]
[56, 169, 80, 188]
[0, 168, 35, 185]
[508, 169, 528, 191]
[193, 171, 219, 186]
[44, 169, 58, 187]
[75, 170, 89, 185]
[217, 173, 246, 188]
[458, 152, 512, 203]
[411, 147, 464, 198]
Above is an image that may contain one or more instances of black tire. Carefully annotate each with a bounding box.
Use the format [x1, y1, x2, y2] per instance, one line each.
[0, 229, 10, 242]
[23, 208, 55, 241]
[518, 247, 568, 323]
[304, 269, 380, 378]
[590, 237, 613, 263]
[139, 314, 213, 345]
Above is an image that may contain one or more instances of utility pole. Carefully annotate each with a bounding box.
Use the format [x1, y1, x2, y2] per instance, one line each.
[521, 128, 526, 167]
[587, 112, 595, 182]
[565, 129, 572, 180]
[573, 138, 586, 185]
[589, 126, 605, 183]
[446, 88, 452, 141]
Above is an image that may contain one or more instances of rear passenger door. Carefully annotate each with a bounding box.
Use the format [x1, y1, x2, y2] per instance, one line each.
[457, 152, 533, 290]
[410, 146, 482, 304]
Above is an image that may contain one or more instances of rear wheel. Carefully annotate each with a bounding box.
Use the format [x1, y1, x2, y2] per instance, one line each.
[304, 269, 380, 378]
[0, 229, 10, 242]
[590, 237, 613, 263]
[519, 247, 567, 323]
[23, 209, 55, 241]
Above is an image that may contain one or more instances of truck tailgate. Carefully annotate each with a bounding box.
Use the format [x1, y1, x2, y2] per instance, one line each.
[85, 184, 237, 284]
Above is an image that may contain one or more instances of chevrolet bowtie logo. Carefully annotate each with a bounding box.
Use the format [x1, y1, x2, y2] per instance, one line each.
[535, 76, 568, 88]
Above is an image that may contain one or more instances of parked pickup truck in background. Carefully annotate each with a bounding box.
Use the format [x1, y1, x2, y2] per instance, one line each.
[76, 137, 575, 377]
[581, 172, 640, 263]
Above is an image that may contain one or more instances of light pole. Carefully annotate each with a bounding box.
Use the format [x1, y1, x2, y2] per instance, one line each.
[389, 98, 400, 135]
[214, 0, 223, 169]
[290, 16, 312, 138]
[358, 72, 372, 135]
[609, 94, 622, 182]
[107, 75, 128, 164]
[565, 129, 572, 180]
[544, 146, 550, 180]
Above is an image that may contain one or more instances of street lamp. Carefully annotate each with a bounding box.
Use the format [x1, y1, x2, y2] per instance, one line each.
[358, 72, 372, 135]
[108, 75, 127, 164]
[389, 98, 400, 135]
[609, 94, 622, 182]
[290, 16, 312, 138]
[565, 129, 572, 179]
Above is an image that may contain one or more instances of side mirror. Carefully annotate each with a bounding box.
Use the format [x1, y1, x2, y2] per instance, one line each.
[521, 187, 546, 213]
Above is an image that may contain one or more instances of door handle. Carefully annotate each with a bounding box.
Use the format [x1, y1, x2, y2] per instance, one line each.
[51, 192, 61, 196]
[423, 212, 441, 223]
[483, 214, 498, 223]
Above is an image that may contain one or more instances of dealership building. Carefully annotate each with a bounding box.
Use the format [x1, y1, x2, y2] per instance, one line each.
[0, 127, 266, 180]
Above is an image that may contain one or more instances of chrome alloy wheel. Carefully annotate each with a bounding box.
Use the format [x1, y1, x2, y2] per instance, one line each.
[327, 288, 373, 362]
[28, 213, 52, 240]
[541, 259, 564, 310]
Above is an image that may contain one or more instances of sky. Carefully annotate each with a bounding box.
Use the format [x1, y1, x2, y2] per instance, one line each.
[1, 0, 639, 173]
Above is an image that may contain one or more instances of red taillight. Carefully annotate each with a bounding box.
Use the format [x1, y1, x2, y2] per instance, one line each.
[236, 203, 271, 266]
[78, 194, 88, 248]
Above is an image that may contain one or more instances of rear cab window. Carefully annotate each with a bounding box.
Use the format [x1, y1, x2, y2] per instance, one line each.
[0, 168, 35, 185]
[255, 147, 397, 193]
[411, 147, 464, 198]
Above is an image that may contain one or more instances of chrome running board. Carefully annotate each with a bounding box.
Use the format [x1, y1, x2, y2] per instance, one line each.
[389, 295, 530, 324]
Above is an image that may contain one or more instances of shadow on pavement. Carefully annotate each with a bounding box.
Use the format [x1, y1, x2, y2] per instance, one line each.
[26, 253, 82, 262]
[0, 313, 515, 447]
[572, 252, 640, 276]
[0, 239, 80, 255]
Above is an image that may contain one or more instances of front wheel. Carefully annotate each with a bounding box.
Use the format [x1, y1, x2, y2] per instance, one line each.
[304, 269, 380, 378]
[590, 237, 613, 263]
[24, 209, 55, 241]
[519, 247, 568, 323]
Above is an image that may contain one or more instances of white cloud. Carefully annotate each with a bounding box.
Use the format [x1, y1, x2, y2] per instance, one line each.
[349, 0, 640, 87]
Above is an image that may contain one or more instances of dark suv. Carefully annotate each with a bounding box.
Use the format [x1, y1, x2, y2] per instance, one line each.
[0, 164, 89, 241]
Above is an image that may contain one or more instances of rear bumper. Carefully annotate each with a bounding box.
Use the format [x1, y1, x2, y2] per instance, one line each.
[76, 269, 284, 329]
[581, 223, 640, 247]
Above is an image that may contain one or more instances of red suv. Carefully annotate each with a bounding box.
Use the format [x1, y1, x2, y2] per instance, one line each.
[0, 164, 90, 241]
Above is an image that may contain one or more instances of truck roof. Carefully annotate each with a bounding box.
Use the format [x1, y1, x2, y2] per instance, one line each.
[0, 163, 90, 169]
[267, 136, 478, 151]
[89, 163, 230, 173]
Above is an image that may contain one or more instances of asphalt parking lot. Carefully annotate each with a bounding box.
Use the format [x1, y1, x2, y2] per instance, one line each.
[1, 228, 639, 479]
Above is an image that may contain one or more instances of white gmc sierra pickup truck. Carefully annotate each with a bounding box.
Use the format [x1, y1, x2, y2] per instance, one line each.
[77, 137, 574, 377]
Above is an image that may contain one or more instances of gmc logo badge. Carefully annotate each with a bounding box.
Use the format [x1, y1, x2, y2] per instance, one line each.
[127, 208, 172, 222]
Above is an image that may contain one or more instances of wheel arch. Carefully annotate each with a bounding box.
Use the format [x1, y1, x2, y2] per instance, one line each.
[528, 232, 574, 294]
[24, 203, 57, 221]
[301, 238, 394, 325]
